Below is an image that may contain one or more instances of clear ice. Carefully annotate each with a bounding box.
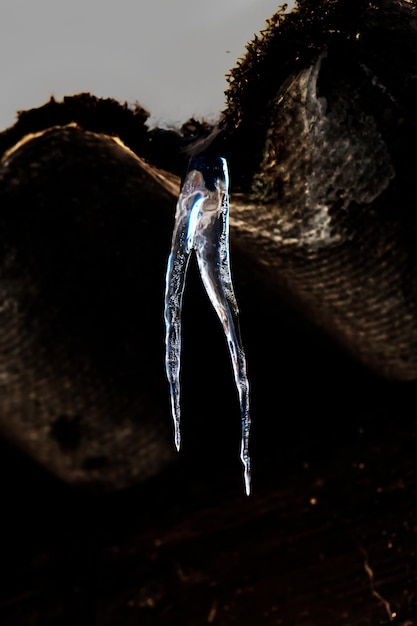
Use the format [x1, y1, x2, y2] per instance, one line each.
[164, 155, 251, 495]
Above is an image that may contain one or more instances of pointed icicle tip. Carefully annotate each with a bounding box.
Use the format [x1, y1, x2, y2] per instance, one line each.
[164, 154, 251, 494]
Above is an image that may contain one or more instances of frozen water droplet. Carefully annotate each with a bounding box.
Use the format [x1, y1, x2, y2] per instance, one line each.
[164, 155, 251, 494]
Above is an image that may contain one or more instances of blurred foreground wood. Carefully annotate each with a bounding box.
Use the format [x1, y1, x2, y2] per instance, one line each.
[0, 265, 416, 625]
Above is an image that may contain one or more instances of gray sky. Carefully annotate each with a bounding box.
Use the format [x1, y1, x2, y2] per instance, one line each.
[1, 0, 295, 131]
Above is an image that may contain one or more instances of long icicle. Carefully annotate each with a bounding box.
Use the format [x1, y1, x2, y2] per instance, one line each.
[164, 155, 251, 494]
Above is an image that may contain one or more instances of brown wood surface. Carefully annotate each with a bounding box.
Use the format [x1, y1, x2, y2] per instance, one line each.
[0, 266, 416, 625]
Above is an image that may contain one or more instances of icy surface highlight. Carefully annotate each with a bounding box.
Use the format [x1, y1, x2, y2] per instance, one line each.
[164, 155, 251, 494]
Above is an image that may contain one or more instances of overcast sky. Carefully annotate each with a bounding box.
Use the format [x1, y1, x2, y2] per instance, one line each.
[1, 0, 295, 132]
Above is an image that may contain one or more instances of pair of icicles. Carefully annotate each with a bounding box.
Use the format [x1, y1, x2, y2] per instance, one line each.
[164, 155, 251, 495]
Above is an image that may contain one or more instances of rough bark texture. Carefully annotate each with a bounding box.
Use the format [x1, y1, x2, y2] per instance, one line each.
[0, 126, 178, 489]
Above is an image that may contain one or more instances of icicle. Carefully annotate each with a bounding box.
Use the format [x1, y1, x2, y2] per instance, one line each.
[164, 155, 251, 495]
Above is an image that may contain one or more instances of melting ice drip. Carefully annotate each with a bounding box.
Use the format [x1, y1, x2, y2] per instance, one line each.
[164, 155, 251, 495]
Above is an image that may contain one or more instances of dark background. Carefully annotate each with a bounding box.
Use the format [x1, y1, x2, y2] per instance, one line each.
[0, 245, 416, 625]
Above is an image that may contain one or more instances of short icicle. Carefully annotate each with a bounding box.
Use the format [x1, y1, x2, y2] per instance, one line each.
[164, 155, 251, 495]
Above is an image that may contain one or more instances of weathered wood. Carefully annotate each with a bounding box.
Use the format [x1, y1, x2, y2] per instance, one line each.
[1, 357, 416, 625]
[0, 125, 180, 490]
